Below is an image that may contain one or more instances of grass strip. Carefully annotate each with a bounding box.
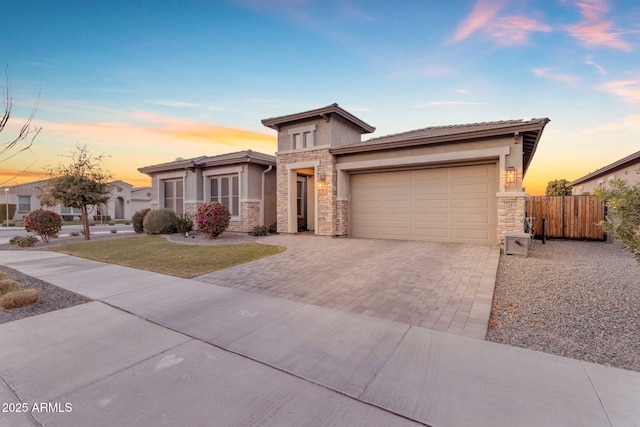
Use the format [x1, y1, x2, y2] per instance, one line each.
[49, 235, 286, 278]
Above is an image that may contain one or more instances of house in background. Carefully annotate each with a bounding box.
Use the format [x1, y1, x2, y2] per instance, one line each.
[130, 186, 152, 213]
[3, 179, 145, 221]
[138, 150, 277, 232]
[262, 103, 549, 245]
[569, 150, 640, 195]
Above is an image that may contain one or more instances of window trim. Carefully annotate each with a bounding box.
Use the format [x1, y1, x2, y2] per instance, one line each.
[288, 124, 317, 150]
[161, 178, 184, 215]
[207, 173, 240, 218]
[18, 195, 31, 212]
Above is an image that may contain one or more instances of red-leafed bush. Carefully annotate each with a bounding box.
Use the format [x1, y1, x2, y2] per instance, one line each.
[195, 202, 230, 239]
[23, 209, 62, 244]
[132, 208, 150, 234]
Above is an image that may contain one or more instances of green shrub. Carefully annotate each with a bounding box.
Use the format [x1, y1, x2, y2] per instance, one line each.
[195, 202, 230, 239]
[175, 213, 194, 234]
[143, 208, 177, 235]
[0, 204, 16, 223]
[251, 225, 268, 236]
[132, 208, 150, 234]
[268, 223, 278, 234]
[9, 235, 39, 247]
[24, 209, 63, 243]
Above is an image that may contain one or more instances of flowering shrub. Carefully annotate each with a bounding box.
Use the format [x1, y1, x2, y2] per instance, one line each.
[132, 208, 150, 234]
[195, 202, 230, 239]
[23, 209, 63, 244]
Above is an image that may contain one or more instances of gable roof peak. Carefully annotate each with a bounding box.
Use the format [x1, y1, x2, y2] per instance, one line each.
[261, 103, 375, 134]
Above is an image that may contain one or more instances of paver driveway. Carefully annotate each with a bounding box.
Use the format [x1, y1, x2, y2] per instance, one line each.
[197, 234, 499, 339]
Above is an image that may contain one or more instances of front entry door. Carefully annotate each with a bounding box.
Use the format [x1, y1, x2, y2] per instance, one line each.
[296, 176, 307, 231]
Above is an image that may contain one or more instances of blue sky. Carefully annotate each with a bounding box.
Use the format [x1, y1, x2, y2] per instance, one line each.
[2, 0, 639, 194]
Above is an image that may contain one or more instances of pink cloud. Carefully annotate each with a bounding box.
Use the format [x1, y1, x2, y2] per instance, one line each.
[532, 68, 580, 87]
[489, 15, 552, 45]
[451, 1, 551, 46]
[565, 0, 633, 50]
[452, 0, 508, 42]
[599, 79, 640, 103]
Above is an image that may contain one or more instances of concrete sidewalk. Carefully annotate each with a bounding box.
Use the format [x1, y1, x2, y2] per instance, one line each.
[1, 250, 639, 426]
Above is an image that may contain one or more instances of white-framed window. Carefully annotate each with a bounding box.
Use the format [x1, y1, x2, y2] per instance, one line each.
[289, 124, 316, 150]
[210, 174, 239, 216]
[163, 178, 184, 215]
[61, 206, 82, 214]
[18, 196, 31, 212]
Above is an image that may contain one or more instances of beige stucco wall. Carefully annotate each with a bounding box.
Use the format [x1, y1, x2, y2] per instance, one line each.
[145, 161, 276, 232]
[572, 163, 640, 195]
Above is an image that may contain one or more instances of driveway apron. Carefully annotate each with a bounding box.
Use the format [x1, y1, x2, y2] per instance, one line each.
[197, 234, 499, 339]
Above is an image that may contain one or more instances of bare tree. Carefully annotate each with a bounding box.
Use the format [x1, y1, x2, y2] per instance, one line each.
[0, 66, 41, 164]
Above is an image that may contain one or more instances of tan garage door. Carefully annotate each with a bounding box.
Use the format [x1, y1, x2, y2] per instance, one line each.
[350, 163, 497, 244]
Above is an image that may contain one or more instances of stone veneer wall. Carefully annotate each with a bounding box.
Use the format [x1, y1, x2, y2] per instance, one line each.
[227, 201, 260, 233]
[335, 199, 348, 236]
[277, 149, 340, 236]
[497, 194, 527, 244]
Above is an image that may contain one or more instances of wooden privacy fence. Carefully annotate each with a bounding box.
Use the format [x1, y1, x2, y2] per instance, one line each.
[526, 196, 606, 241]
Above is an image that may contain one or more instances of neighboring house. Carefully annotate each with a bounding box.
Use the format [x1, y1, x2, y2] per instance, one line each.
[138, 150, 277, 233]
[3, 179, 145, 221]
[262, 103, 549, 245]
[569, 150, 640, 195]
[130, 186, 153, 213]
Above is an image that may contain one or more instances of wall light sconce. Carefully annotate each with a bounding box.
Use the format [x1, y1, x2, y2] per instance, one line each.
[317, 172, 327, 191]
[505, 167, 517, 184]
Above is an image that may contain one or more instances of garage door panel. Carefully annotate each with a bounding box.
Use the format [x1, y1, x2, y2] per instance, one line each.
[415, 227, 450, 239]
[383, 200, 413, 210]
[415, 198, 449, 209]
[351, 164, 496, 244]
[382, 170, 414, 185]
[452, 213, 489, 224]
[415, 213, 449, 222]
[415, 184, 449, 195]
[415, 169, 449, 182]
[382, 187, 413, 198]
[452, 198, 490, 209]
[452, 228, 489, 240]
[452, 164, 492, 178]
[453, 182, 491, 194]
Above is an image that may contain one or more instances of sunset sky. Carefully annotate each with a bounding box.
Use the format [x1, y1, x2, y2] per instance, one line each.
[1, 0, 639, 195]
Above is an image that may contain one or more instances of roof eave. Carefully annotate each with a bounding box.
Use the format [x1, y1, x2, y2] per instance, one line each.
[569, 150, 640, 186]
[331, 121, 549, 156]
[262, 103, 375, 134]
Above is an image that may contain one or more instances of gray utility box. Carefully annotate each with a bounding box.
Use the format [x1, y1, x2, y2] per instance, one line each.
[504, 232, 531, 257]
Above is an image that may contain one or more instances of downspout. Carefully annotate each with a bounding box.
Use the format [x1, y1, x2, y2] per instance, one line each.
[260, 165, 273, 226]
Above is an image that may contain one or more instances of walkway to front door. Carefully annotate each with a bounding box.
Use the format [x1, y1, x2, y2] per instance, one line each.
[196, 234, 499, 339]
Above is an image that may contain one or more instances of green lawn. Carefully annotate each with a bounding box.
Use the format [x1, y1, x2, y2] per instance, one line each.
[48, 235, 286, 278]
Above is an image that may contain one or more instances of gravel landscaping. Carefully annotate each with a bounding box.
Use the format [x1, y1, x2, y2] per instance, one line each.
[487, 239, 640, 373]
[0, 266, 90, 324]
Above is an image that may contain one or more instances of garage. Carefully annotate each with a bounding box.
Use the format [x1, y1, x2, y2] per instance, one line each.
[350, 163, 497, 244]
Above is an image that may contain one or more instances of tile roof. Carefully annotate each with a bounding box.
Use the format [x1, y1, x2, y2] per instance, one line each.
[138, 150, 276, 174]
[331, 118, 550, 174]
[262, 103, 375, 134]
[569, 149, 640, 186]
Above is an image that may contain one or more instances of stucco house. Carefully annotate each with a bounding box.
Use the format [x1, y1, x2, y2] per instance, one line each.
[569, 150, 640, 195]
[138, 150, 277, 233]
[262, 103, 549, 245]
[3, 179, 143, 221]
